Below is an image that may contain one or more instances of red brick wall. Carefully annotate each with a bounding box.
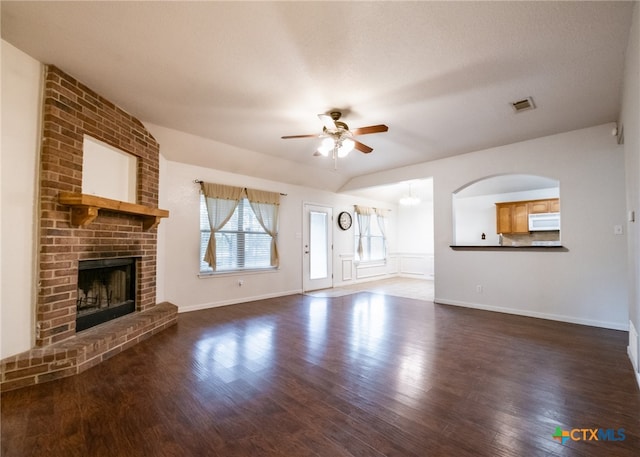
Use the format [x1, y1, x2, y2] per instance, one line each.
[37, 65, 161, 347]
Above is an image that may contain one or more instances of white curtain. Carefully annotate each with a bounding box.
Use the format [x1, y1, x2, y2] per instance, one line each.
[245, 188, 280, 267]
[375, 207, 388, 259]
[355, 205, 374, 260]
[201, 182, 244, 270]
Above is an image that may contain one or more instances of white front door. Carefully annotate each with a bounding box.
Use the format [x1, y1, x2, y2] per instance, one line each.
[303, 204, 333, 292]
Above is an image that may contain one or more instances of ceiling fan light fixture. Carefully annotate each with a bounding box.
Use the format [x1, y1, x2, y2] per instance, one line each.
[317, 137, 333, 156]
[283, 110, 388, 166]
[337, 138, 355, 158]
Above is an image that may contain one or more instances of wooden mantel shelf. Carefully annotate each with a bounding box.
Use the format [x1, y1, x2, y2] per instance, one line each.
[58, 193, 170, 230]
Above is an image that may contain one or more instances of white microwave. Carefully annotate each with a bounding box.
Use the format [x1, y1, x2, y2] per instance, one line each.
[529, 212, 560, 231]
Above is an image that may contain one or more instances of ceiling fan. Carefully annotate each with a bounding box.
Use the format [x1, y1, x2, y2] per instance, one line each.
[281, 111, 388, 165]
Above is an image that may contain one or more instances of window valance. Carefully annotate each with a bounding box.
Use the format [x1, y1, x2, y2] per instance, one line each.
[200, 182, 280, 206]
[354, 205, 389, 217]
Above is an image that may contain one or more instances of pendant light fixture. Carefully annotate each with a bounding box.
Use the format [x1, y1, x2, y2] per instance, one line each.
[399, 182, 421, 206]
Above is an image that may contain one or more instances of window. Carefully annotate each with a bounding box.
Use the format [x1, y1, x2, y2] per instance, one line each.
[200, 195, 273, 273]
[355, 211, 387, 263]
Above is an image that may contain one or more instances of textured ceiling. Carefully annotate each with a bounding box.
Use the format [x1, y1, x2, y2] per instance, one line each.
[1, 1, 634, 200]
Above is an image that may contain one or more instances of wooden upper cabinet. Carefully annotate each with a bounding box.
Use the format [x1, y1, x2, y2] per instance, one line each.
[528, 200, 549, 214]
[496, 202, 529, 234]
[512, 202, 529, 233]
[528, 198, 559, 214]
[496, 198, 560, 234]
[496, 204, 512, 233]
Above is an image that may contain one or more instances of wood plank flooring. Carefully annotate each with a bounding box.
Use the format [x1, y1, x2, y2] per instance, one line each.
[2, 292, 639, 456]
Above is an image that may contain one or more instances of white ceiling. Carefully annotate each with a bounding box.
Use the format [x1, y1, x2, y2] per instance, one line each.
[347, 178, 434, 206]
[1, 1, 634, 203]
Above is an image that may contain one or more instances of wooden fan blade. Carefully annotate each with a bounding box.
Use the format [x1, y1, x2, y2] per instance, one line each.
[318, 114, 336, 131]
[281, 134, 319, 139]
[354, 140, 373, 154]
[350, 124, 389, 136]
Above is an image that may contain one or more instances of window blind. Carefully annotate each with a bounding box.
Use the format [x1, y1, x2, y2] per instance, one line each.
[200, 195, 272, 272]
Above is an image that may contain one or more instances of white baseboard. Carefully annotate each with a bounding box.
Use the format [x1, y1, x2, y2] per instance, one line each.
[629, 320, 639, 369]
[628, 346, 640, 390]
[336, 273, 397, 287]
[177, 289, 302, 314]
[399, 273, 434, 279]
[629, 320, 640, 390]
[434, 297, 629, 331]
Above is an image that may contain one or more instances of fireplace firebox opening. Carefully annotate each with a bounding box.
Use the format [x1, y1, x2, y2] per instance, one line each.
[76, 258, 136, 332]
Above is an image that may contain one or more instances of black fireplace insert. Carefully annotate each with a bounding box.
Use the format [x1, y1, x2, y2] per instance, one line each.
[76, 257, 136, 332]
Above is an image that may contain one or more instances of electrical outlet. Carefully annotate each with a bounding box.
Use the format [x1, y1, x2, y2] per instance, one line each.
[476, 285, 483, 293]
[614, 225, 623, 235]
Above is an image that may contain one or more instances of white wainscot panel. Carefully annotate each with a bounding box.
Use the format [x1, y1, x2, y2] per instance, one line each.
[387, 254, 399, 275]
[342, 258, 353, 281]
[396, 253, 434, 278]
[339, 254, 396, 284]
[356, 262, 389, 280]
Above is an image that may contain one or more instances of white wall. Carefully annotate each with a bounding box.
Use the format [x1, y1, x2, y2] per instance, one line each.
[436, 127, 627, 330]
[621, 3, 640, 381]
[344, 123, 628, 330]
[0, 41, 42, 357]
[396, 180, 434, 278]
[152, 125, 396, 313]
[397, 202, 433, 253]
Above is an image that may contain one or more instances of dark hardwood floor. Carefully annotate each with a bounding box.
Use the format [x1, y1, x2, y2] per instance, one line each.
[2, 292, 639, 456]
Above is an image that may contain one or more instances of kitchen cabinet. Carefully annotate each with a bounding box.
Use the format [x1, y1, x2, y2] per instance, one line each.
[528, 200, 549, 214]
[513, 203, 529, 232]
[496, 198, 560, 234]
[497, 204, 513, 233]
[528, 198, 560, 214]
[496, 202, 529, 234]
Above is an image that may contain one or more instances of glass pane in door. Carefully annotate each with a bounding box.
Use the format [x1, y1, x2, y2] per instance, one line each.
[309, 211, 328, 280]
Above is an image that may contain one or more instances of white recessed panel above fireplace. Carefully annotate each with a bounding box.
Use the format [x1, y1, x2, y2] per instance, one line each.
[82, 135, 137, 203]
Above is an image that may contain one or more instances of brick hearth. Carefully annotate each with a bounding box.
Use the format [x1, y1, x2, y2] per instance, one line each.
[1, 303, 176, 392]
[0, 66, 176, 392]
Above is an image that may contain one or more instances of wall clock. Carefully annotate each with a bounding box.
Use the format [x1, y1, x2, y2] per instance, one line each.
[338, 211, 352, 230]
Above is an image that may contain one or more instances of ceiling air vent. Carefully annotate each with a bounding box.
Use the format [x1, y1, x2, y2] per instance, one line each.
[511, 97, 535, 113]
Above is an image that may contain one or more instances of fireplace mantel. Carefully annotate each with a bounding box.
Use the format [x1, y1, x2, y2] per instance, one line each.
[58, 192, 169, 230]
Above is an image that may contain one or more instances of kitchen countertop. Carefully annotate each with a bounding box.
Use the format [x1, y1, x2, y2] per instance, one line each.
[450, 245, 567, 251]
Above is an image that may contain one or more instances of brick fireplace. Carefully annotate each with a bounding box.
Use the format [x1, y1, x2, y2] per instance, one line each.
[0, 66, 177, 391]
